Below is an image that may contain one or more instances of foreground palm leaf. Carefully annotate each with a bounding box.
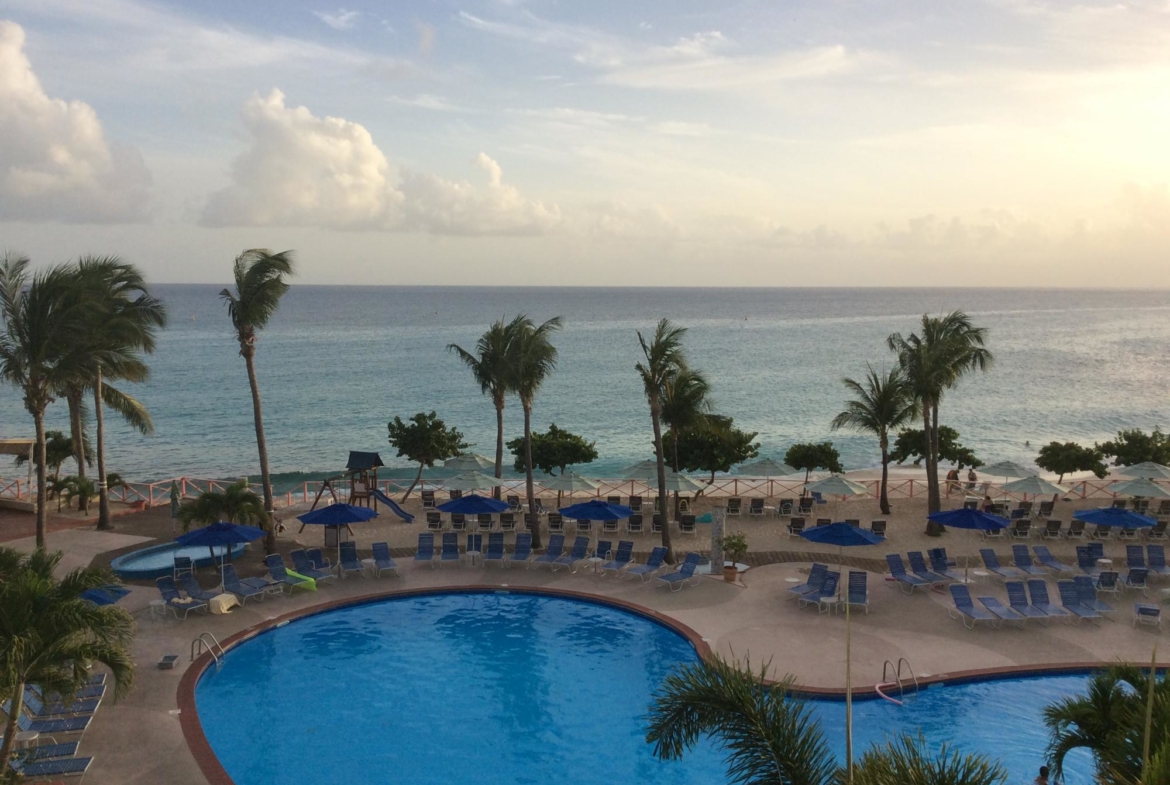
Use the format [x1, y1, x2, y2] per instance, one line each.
[851, 733, 1006, 785]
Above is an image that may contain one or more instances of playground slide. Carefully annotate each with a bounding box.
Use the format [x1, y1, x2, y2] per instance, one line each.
[370, 489, 416, 523]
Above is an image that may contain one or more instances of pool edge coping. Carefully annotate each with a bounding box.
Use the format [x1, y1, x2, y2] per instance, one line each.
[176, 584, 1169, 785]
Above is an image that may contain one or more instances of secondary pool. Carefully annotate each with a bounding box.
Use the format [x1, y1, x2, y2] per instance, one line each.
[111, 541, 246, 580]
[193, 592, 1094, 785]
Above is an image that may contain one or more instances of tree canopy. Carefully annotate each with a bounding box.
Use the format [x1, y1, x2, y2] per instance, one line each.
[890, 425, 982, 469]
[784, 442, 843, 483]
[507, 423, 597, 476]
[1097, 427, 1170, 467]
[1035, 442, 1108, 483]
[388, 411, 468, 500]
[664, 416, 759, 481]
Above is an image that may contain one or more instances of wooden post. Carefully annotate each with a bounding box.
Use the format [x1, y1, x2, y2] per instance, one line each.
[710, 504, 725, 571]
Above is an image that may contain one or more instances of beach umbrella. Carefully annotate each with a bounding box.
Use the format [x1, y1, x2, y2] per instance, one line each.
[798, 522, 883, 780]
[1109, 477, 1170, 500]
[298, 502, 380, 564]
[436, 493, 510, 515]
[443, 453, 495, 472]
[1118, 462, 1170, 480]
[980, 461, 1034, 479]
[927, 507, 1010, 582]
[806, 476, 868, 498]
[1073, 507, 1157, 529]
[443, 471, 502, 492]
[540, 472, 601, 493]
[736, 458, 798, 476]
[621, 460, 660, 481]
[175, 521, 266, 583]
[81, 585, 131, 606]
[1000, 475, 1068, 500]
[557, 499, 633, 521]
[662, 473, 704, 493]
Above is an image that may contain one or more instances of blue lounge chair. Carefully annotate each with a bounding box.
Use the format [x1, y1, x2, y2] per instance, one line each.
[1133, 603, 1162, 628]
[265, 554, 314, 592]
[594, 540, 612, 564]
[1027, 580, 1070, 619]
[1097, 570, 1121, 595]
[1033, 545, 1074, 574]
[948, 585, 997, 629]
[1006, 581, 1048, 623]
[533, 534, 566, 569]
[600, 540, 634, 576]
[927, 549, 964, 582]
[21, 690, 99, 718]
[799, 571, 840, 611]
[291, 549, 336, 583]
[1072, 576, 1114, 615]
[307, 547, 332, 572]
[173, 555, 194, 579]
[1076, 546, 1101, 578]
[339, 542, 365, 577]
[980, 549, 1026, 580]
[222, 565, 266, 603]
[846, 571, 869, 614]
[179, 573, 219, 602]
[1057, 580, 1101, 622]
[17, 713, 90, 735]
[414, 533, 437, 568]
[23, 742, 79, 760]
[33, 684, 105, 702]
[978, 596, 1025, 627]
[1127, 544, 1147, 569]
[552, 536, 591, 573]
[509, 532, 533, 568]
[371, 542, 399, 576]
[1147, 545, 1170, 576]
[1124, 567, 1149, 594]
[658, 553, 703, 592]
[155, 576, 208, 619]
[1011, 545, 1046, 576]
[788, 564, 829, 600]
[483, 533, 506, 567]
[885, 554, 929, 593]
[439, 533, 462, 567]
[907, 551, 951, 585]
[627, 546, 668, 582]
[9, 754, 93, 779]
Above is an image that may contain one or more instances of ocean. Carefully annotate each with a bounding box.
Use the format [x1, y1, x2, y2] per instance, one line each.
[3, 286, 1169, 491]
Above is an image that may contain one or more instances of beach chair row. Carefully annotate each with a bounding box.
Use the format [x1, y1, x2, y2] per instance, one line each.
[786, 564, 869, 614]
[787, 518, 887, 538]
[424, 510, 703, 535]
[948, 580, 1161, 631]
[991, 518, 1169, 540]
[2, 673, 107, 780]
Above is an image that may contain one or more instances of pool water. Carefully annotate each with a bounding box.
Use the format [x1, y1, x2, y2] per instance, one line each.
[194, 593, 1094, 785]
[111, 542, 245, 579]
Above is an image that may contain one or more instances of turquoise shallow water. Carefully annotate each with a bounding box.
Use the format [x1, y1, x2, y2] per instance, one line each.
[4, 286, 1169, 486]
[194, 592, 1095, 785]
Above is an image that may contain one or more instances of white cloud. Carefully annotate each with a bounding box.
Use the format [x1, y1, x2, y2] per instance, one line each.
[0, 20, 150, 222]
[313, 8, 360, 31]
[388, 94, 464, 112]
[201, 89, 559, 236]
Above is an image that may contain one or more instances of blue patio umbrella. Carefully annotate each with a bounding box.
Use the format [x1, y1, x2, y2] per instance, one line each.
[297, 503, 380, 526]
[1073, 507, 1157, 529]
[798, 522, 881, 779]
[175, 521, 266, 581]
[436, 493, 510, 515]
[928, 507, 1010, 583]
[81, 585, 131, 606]
[557, 499, 634, 521]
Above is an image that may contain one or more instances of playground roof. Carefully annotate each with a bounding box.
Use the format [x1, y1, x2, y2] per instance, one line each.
[346, 451, 385, 471]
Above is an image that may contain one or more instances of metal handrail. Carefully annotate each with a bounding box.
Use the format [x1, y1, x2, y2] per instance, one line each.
[877, 658, 919, 705]
[191, 632, 226, 665]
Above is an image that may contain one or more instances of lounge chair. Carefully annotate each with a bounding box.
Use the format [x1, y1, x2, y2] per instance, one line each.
[15, 691, 98, 718]
[1147, 544, 1170, 576]
[727, 498, 742, 516]
[815, 518, 832, 527]
[1091, 524, 1113, 540]
[1065, 520, 1086, 539]
[600, 540, 634, 576]
[1097, 570, 1121, 595]
[425, 511, 443, 531]
[1148, 520, 1168, 539]
[449, 489, 463, 501]
[421, 490, 436, 508]
[594, 540, 612, 564]
[509, 532, 533, 568]
[533, 534, 566, 569]
[1076, 546, 1101, 578]
[414, 533, 437, 568]
[498, 512, 516, 532]
[1011, 545, 1046, 576]
[338, 542, 364, 577]
[156, 576, 208, 618]
[507, 495, 521, 510]
[291, 549, 336, 582]
[478, 514, 495, 532]
[1006, 581, 1049, 623]
[481, 533, 506, 567]
[450, 513, 467, 532]
[846, 571, 868, 614]
[552, 536, 590, 572]
[1042, 520, 1062, 539]
[869, 520, 887, 538]
[1133, 603, 1162, 628]
[33, 684, 104, 702]
[20, 741, 79, 761]
[17, 713, 90, 736]
[575, 518, 593, 533]
[1157, 500, 1170, 517]
[657, 553, 703, 592]
[627, 546, 668, 582]
[797, 497, 814, 515]
[1118, 526, 1139, 541]
[749, 498, 765, 517]
[265, 554, 313, 592]
[371, 542, 399, 576]
[547, 513, 564, 533]
[628, 496, 643, 513]
[885, 554, 929, 593]
[980, 549, 1026, 580]
[438, 533, 461, 567]
[180, 573, 220, 601]
[907, 551, 951, 585]
[607, 495, 622, 506]
[222, 565, 266, 603]
[1038, 500, 1055, 519]
[602, 517, 620, 534]
[778, 499, 794, 517]
[1031, 545, 1073, 574]
[1027, 580, 1070, 619]
[1087, 541, 1105, 559]
[1010, 520, 1031, 539]
[799, 571, 841, 612]
[978, 596, 1025, 627]
[948, 585, 997, 629]
[9, 754, 93, 779]
[927, 549, 964, 582]
[651, 513, 664, 533]
[1072, 576, 1114, 615]
[787, 518, 806, 537]
[626, 513, 644, 534]
[307, 548, 332, 572]
[1124, 567, 1149, 594]
[1126, 544, 1147, 569]
[679, 515, 697, 535]
[1057, 580, 1101, 622]
[787, 564, 829, 601]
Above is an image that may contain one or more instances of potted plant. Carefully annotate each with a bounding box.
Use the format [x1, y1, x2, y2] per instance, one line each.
[721, 531, 748, 582]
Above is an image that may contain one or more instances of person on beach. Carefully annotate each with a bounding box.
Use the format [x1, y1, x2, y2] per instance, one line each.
[967, 468, 977, 490]
[946, 468, 960, 493]
[982, 494, 994, 513]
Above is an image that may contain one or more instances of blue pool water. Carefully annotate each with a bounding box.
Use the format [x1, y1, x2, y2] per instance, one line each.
[194, 593, 1094, 785]
[110, 542, 245, 580]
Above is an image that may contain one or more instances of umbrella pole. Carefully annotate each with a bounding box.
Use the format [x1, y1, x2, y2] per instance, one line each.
[845, 585, 853, 784]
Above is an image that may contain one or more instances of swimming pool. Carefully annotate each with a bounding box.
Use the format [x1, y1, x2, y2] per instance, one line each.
[192, 592, 1094, 785]
[111, 541, 246, 580]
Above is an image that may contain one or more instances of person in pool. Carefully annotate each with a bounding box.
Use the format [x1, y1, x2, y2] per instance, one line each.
[1033, 764, 1050, 784]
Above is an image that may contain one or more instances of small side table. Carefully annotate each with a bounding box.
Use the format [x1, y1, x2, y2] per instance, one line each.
[14, 730, 39, 749]
[149, 599, 167, 621]
[1097, 558, 1113, 569]
[362, 558, 376, 575]
[971, 569, 990, 583]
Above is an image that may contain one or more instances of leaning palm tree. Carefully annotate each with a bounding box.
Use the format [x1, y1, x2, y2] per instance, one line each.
[0, 255, 92, 549]
[660, 366, 712, 517]
[830, 365, 918, 515]
[506, 314, 562, 549]
[221, 250, 295, 553]
[636, 319, 690, 563]
[447, 320, 514, 499]
[888, 312, 992, 517]
[0, 547, 135, 767]
[177, 480, 268, 531]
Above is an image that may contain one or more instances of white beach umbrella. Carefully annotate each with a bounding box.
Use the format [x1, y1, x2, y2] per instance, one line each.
[1118, 462, 1170, 480]
[1110, 477, 1170, 500]
[735, 458, 798, 476]
[806, 476, 869, 498]
[1000, 475, 1068, 499]
[443, 471, 501, 492]
[540, 472, 601, 493]
[979, 460, 1034, 479]
[662, 473, 704, 493]
[621, 460, 660, 480]
[444, 453, 495, 472]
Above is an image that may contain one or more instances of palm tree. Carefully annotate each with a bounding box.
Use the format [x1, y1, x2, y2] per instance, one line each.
[448, 320, 513, 499]
[888, 312, 992, 516]
[0, 255, 93, 549]
[506, 314, 562, 549]
[221, 249, 295, 553]
[660, 366, 711, 517]
[830, 365, 918, 515]
[177, 480, 267, 531]
[0, 547, 135, 767]
[636, 319, 690, 563]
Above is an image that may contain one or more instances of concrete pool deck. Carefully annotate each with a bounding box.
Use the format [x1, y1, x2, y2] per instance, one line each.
[65, 555, 1167, 785]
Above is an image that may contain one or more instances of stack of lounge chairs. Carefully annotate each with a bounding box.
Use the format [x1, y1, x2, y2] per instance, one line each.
[3, 673, 108, 780]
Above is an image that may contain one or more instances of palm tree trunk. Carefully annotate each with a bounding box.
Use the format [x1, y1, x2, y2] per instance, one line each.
[67, 386, 87, 513]
[0, 680, 24, 765]
[33, 409, 48, 550]
[94, 366, 113, 530]
[650, 401, 674, 564]
[242, 349, 276, 553]
[523, 401, 542, 549]
[929, 403, 941, 514]
[402, 463, 424, 501]
[672, 438, 681, 521]
[493, 398, 504, 500]
[879, 449, 891, 516]
[922, 407, 940, 531]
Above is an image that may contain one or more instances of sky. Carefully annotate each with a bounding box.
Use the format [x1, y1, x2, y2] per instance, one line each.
[0, 0, 1168, 286]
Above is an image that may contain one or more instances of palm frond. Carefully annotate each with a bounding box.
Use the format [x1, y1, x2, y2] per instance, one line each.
[99, 383, 154, 435]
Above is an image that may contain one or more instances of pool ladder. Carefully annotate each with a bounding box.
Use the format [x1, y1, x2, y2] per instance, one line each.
[876, 658, 919, 705]
[191, 632, 226, 666]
